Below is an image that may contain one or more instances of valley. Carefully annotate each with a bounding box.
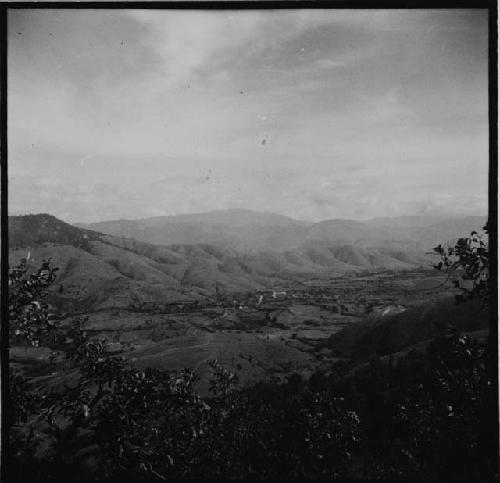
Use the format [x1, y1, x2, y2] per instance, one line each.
[7, 211, 492, 480]
[8, 212, 489, 396]
[12, 259, 467, 395]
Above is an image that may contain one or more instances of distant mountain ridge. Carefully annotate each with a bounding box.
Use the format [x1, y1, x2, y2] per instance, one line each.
[364, 215, 450, 228]
[77, 209, 487, 253]
[79, 209, 307, 231]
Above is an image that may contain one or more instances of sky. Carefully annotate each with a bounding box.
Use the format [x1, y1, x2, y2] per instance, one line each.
[8, 9, 489, 223]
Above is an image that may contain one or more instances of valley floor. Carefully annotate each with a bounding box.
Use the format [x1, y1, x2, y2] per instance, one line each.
[11, 268, 461, 395]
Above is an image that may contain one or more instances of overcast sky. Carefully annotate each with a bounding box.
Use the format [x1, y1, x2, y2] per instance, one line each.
[8, 9, 488, 223]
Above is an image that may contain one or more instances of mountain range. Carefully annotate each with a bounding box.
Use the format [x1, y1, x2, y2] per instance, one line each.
[78, 209, 486, 253]
[8, 211, 486, 312]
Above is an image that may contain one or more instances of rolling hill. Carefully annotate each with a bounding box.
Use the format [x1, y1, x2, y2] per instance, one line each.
[9, 214, 438, 312]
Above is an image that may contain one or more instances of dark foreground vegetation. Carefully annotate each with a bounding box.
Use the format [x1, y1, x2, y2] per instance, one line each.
[7, 229, 498, 481]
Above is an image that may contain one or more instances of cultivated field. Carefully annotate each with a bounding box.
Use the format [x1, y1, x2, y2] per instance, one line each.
[11, 268, 455, 395]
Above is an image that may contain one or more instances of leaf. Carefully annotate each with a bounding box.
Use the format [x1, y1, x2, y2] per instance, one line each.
[433, 245, 444, 255]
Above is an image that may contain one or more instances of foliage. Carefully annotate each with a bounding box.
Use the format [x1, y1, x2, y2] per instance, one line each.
[325, 327, 496, 480]
[433, 224, 489, 303]
[9, 257, 60, 347]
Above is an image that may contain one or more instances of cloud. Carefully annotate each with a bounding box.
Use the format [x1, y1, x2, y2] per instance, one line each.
[125, 11, 266, 88]
[409, 194, 488, 217]
[8, 9, 489, 222]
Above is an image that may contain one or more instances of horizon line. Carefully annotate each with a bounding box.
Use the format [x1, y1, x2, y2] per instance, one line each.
[8, 208, 489, 227]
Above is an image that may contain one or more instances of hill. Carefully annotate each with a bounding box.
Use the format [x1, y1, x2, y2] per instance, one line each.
[326, 296, 489, 362]
[9, 214, 103, 248]
[9, 214, 436, 312]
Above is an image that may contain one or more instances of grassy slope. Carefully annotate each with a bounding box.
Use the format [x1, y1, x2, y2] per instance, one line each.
[9, 214, 436, 312]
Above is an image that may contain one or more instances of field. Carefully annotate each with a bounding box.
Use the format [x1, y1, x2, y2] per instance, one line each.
[11, 267, 458, 395]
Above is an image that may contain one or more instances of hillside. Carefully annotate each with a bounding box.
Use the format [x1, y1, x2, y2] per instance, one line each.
[326, 296, 489, 361]
[9, 214, 436, 312]
[9, 214, 103, 248]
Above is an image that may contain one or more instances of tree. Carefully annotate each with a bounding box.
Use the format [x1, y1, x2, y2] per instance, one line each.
[433, 224, 489, 304]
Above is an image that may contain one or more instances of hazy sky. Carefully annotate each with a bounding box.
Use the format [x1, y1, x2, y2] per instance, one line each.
[8, 9, 489, 223]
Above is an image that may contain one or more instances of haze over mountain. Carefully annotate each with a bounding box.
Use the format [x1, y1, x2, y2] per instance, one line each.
[78, 209, 487, 253]
[9, 212, 453, 312]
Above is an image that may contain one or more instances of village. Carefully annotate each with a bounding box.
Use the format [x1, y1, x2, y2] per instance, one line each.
[121, 267, 446, 342]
